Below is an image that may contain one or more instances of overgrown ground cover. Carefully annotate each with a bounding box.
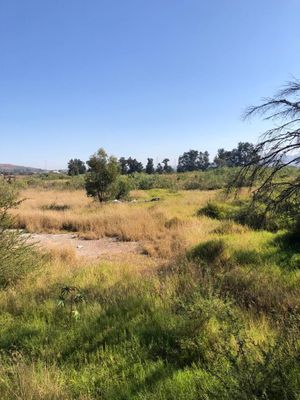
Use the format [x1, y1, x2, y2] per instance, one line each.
[0, 178, 300, 399]
[11, 188, 218, 257]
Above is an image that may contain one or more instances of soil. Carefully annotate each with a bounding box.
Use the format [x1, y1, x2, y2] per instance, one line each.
[27, 233, 141, 259]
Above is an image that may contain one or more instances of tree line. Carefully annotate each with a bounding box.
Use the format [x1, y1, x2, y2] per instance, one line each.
[68, 141, 258, 176]
[65, 78, 300, 215]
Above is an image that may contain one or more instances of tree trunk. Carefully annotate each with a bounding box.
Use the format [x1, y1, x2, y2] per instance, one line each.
[97, 191, 103, 203]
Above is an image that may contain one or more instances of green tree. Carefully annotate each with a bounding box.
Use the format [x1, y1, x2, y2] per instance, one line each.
[177, 150, 210, 172]
[145, 158, 155, 174]
[214, 148, 232, 167]
[156, 163, 163, 174]
[162, 158, 173, 173]
[197, 151, 210, 170]
[231, 142, 259, 166]
[214, 143, 258, 168]
[111, 175, 131, 200]
[85, 148, 120, 202]
[126, 157, 144, 174]
[119, 157, 128, 175]
[67, 158, 86, 176]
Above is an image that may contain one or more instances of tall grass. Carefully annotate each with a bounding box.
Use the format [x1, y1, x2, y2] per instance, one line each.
[0, 238, 299, 399]
[11, 189, 218, 258]
[1, 182, 300, 398]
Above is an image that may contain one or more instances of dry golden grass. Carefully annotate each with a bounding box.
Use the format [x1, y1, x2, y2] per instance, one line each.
[0, 357, 71, 400]
[12, 188, 220, 259]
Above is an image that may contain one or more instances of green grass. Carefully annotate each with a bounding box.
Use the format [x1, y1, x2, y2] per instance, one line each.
[0, 229, 299, 399]
[1, 179, 300, 399]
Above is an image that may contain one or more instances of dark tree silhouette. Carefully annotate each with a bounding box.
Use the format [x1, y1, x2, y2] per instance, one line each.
[127, 158, 143, 174]
[156, 163, 163, 174]
[214, 143, 258, 168]
[233, 79, 300, 215]
[67, 159, 86, 175]
[177, 150, 210, 172]
[119, 157, 129, 175]
[145, 158, 155, 174]
[197, 151, 210, 170]
[162, 158, 173, 173]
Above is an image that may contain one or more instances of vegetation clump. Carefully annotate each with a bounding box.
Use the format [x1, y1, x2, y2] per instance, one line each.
[85, 148, 127, 202]
[0, 181, 36, 287]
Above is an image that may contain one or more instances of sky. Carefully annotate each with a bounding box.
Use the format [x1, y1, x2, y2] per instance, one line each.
[0, 0, 300, 169]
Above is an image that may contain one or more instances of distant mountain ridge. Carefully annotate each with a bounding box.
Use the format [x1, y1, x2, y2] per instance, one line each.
[0, 163, 47, 174]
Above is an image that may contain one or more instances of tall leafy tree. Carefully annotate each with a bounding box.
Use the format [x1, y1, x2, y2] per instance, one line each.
[214, 149, 232, 167]
[156, 163, 163, 174]
[85, 148, 120, 202]
[119, 157, 129, 175]
[197, 151, 210, 171]
[67, 158, 86, 175]
[162, 158, 173, 173]
[177, 150, 210, 172]
[126, 158, 144, 174]
[231, 142, 259, 166]
[145, 158, 155, 174]
[177, 150, 199, 172]
[214, 143, 258, 167]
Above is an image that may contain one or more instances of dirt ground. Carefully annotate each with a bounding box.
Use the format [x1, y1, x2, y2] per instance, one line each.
[27, 233, 141, 259]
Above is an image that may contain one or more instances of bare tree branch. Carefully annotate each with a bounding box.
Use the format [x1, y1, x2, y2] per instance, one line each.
[231, 79, 300, 218]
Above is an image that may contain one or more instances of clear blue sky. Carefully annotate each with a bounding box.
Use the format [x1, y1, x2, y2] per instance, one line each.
[1, 0, 300, 169]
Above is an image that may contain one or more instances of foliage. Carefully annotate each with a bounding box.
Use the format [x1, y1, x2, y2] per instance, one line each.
[177, 150, 210, 172]
[119, 157, 144, 174]
[0, 181, 36, 287]
[145, 158, 155, 174]
[233, 79, 300, 219]
[188, 238, 229, 265]
[67, 158, 86, 176]
[198, 199, 291, 231]
[162, 158, 173, 173]
[0, 183, 299, 398]
[85, 148, 120, 202]
[58, 286, 85, 323]
[0, 233, 299, 399]
[156, 162, 163, 174]
[214, 142, 259, 167]
[110, 175, 132, 200]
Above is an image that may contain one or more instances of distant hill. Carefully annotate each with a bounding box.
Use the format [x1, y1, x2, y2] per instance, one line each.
[0, 164, 47, 174]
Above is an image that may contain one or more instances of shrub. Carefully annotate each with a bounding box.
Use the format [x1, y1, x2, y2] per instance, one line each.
[188, 239, 229, 266]
[0, 181, 36, 287]
[41, 203, 71, 211]
[199, 200, 290, 232]
[111, 175, 132, 200]
[213, 220, 247, 235]
[197, 201, 234, 220]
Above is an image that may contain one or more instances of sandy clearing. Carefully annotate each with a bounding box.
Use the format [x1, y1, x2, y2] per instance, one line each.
[27, 233, 141, 259]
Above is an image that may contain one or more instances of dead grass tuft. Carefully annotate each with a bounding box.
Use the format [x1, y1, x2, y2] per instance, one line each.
[12, 188, 218, 259]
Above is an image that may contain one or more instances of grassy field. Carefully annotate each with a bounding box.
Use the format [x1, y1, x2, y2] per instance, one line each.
[12, 188, 219, 258]
[0, 182, 299, 399]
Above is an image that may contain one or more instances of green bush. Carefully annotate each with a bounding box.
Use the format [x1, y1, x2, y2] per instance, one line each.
[0, 181, 37, 287]
[188, 239, 229, 266]
[199, 200, 290, 232]
[111, 175, 133, 200]
[197, 201, 236, 220]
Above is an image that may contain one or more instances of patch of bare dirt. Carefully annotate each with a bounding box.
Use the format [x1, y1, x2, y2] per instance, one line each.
[27, 233, 141, 259]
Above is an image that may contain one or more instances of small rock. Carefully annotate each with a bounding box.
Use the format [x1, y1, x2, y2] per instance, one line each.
[77, 245, 83, 249]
